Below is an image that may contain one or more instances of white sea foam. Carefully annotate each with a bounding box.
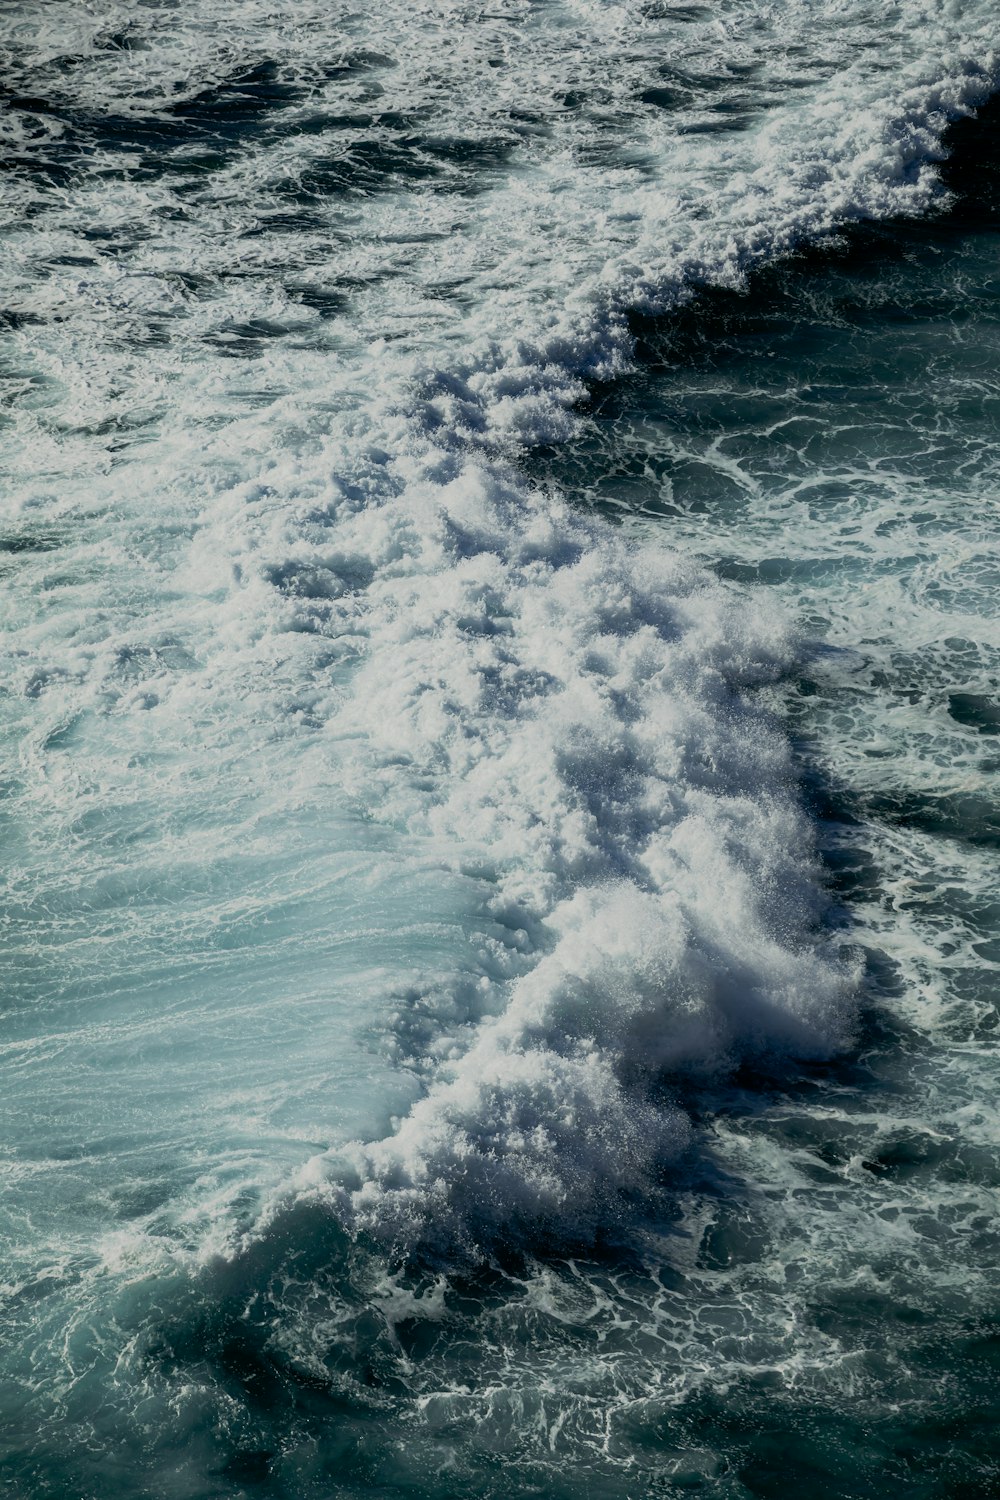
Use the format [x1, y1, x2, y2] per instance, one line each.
[273, 471, 856, 1246]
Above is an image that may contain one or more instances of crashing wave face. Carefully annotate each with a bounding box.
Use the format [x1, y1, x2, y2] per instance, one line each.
[277, 471, 858, 1250]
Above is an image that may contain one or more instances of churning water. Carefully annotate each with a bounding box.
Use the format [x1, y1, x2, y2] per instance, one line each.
[0, 3, 998, 1496]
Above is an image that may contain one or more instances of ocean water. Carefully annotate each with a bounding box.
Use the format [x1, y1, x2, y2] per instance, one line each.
[0, 3, 998, 1497]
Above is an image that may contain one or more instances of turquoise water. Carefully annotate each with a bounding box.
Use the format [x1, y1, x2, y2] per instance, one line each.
[1, 4, 998, 1496]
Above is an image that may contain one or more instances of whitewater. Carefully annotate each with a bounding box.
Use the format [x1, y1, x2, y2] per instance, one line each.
[1, 1, 998, 1496]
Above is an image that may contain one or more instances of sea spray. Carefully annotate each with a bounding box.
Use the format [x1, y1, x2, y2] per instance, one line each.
[271, 469, 858, 1250]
